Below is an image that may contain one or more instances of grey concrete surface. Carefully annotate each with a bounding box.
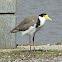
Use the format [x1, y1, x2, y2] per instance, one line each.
[0, 15, 16, 48]
[0, 0, 17, 13]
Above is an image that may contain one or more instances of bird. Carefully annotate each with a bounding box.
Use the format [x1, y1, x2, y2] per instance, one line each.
[11, 13, 52, 55]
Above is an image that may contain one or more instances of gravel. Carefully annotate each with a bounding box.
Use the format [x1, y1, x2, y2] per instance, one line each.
[18, 45, 62, 50]
[0, 56, 62, 62]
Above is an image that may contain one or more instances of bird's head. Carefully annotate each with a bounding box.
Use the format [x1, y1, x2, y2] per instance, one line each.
[39, 13, 52, 21]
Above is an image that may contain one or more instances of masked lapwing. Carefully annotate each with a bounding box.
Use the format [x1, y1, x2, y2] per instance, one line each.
[11, 13, 52, 55]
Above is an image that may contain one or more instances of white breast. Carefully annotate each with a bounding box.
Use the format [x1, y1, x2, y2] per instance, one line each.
[39, 16, 46, 27]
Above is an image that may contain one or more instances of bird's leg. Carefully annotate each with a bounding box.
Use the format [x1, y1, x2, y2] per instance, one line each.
[29, 35, 31, 56]
[33, 34, 36, 53]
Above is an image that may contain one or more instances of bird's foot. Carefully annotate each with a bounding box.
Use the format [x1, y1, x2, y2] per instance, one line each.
[28, 53, 32, 57]
[33, 51, 36, 54]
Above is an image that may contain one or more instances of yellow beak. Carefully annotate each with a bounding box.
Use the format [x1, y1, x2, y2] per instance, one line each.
[45, 15, 52, 21]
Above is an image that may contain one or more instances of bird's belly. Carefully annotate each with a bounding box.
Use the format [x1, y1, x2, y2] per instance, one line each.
[21, 26, 36, 35]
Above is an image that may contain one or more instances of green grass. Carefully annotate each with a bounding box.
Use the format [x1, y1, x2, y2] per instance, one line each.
[0, 49, 62, 59]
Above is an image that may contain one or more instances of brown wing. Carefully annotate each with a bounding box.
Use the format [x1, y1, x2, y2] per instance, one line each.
[11, 16, 38, 33]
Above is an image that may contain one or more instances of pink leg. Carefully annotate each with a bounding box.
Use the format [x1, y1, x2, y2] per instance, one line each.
[29, 35, 31, 56]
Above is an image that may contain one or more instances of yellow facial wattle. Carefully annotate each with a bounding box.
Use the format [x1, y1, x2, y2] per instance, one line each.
[44, 15, 52, 21]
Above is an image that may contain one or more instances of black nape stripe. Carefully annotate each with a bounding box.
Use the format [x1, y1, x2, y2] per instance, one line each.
[36, 18, 40, 28]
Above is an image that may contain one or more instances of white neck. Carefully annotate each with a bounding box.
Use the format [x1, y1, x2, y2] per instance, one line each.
[38, 16, 46, 26]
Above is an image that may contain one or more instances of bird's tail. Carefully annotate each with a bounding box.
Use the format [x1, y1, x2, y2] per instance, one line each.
[10, 29, 18, 33]
[10, 26, 19, 33]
